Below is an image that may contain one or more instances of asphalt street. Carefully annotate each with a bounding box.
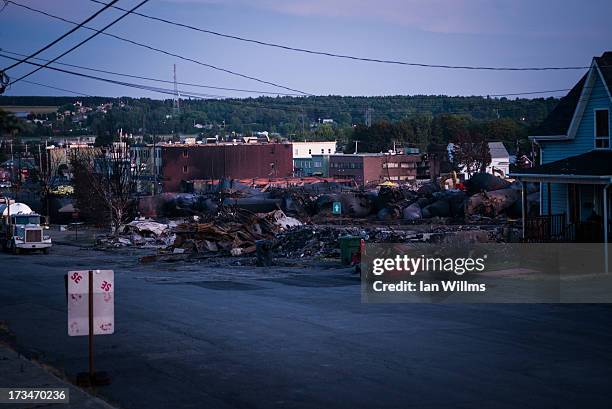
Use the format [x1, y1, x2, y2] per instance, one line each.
[1, 241, 611, 409]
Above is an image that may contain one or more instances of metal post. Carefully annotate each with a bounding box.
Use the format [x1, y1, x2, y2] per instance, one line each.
[521, 181, 527, 240]
[88, 270, 94, 381]
[604, 184, 609, 273]
[547, 182, 552, 239]
[547, 183, 552, 215]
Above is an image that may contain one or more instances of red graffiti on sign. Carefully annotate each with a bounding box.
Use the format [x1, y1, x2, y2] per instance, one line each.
[99, 322, 113, 332]
[70, 272, 82, 284]
[100, 281, 112, 292]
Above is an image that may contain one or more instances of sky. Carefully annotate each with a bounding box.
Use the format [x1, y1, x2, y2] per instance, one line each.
[0, 0, 611, 99]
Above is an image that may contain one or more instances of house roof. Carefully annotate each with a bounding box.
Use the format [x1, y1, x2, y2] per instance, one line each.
[532, 51, 612, 137]
[513, 150, 612, 177]
[488, 142, 509, 159]
[446, 142, 508, 160]
[595, 51, 612, 94]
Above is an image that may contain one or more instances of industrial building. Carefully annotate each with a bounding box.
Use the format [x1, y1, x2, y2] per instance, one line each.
[328, 153, 422, 186]
[292, 141, 337, 176]
[161, 143, 293, 192]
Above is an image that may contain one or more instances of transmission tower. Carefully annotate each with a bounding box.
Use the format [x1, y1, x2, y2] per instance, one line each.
[173, 64, 180, 115]
[365, 107, 373, 127]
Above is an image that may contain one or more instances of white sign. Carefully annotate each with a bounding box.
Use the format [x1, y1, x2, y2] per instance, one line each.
[67, 270, 114, 337]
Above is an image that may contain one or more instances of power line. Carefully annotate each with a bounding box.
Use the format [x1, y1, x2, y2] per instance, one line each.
[0, 50, 575, 99]
[21, 79, 93, 96]
[0, 49, 303, 96]
[2, 0, 119, 73]
[10, 0, 150, 86]
[7, 53, 606, 120]
[7, 0, 311, 96]
[0, 53, 224, 100]
[89, 0, 592, 72]
[489, 89, 571, 97]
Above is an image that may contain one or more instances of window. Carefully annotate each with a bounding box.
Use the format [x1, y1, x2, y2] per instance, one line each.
[182, 165, 188, 173]
[308, 149, 312, 154]
[314, 161, 322, 168]
[382, 162, 399, 168]
[595, 109, 610, 148]
[14, 216, 41, 225]
[321, 149, 324, 154]
[183, 149, 188, 158]
[328, 149, 331, 154]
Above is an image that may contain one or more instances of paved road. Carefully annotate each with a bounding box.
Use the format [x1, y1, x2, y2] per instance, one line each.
[1, 242, 611, 409]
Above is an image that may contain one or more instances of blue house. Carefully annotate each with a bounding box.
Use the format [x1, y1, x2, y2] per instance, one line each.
[513, 52, 612, 243]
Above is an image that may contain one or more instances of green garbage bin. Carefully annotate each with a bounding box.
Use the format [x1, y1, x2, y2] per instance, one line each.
[339, 235, 361, 265]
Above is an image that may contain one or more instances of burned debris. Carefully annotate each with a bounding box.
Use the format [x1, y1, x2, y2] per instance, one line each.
[94, 172, 534, 264]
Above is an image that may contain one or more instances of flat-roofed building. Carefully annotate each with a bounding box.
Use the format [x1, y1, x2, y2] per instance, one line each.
[161, 143, 293, 192]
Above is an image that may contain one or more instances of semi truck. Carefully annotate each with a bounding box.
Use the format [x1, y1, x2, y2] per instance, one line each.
[0, 199, 52, 254]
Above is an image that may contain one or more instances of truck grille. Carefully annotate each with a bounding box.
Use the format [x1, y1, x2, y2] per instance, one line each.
[25, 229, 42, 243]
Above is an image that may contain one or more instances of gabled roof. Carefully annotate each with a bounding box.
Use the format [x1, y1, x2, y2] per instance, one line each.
[488, 142, 509, 159]
[595, 51, 612, 94]
[512, 150, 612, 177]
[531, 51, 612, 137]
[531, 74, 587, 136]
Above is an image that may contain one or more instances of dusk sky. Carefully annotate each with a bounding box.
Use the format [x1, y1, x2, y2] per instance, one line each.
[1, 0, 611, 99]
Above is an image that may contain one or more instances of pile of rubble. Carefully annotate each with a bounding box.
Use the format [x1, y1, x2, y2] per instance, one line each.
[147, 173, 535, 224]
[315, 173, 537, 223]
[97, 220, 176, 248]
[273, 223, 510, 260]
[169, 207, 301, 256]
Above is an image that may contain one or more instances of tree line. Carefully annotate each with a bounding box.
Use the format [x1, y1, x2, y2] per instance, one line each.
[1, 94, 558, 153]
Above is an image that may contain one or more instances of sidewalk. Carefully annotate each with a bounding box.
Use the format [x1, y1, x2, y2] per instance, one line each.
[0, 343, 115, 408]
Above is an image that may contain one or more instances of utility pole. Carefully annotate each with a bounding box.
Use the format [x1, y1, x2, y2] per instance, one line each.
[38, 144, 42, 170]
[9, 139, 14, 184]
[0, 70, 8, 95]
[173, 64, 180, 116]
[152, 132, 157, 196]
[142, 108, 146, 138]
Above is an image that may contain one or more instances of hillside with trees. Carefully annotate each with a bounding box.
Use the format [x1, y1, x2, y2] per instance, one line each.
[1, 94, 559, 153]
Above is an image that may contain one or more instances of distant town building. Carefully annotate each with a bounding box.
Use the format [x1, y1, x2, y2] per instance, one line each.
[310, 154, 332, 177]
[130, 144, 162, 194]
[486, 142, 511, 177]
[161, 143, 293, 192]
[292, 141, 337, 176]
[328, 153, 421, 186]
[448, 141, 510, 179]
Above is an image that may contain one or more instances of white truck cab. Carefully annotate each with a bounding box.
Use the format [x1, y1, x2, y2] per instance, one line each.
[0, 201, 52, 254]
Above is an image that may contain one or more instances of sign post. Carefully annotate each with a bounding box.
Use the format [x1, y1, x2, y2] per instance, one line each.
[67, 269, 114, 386]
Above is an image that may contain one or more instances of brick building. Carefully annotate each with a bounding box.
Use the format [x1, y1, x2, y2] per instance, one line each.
[161, 143, 293, 192]
[328, 153, 422, 186]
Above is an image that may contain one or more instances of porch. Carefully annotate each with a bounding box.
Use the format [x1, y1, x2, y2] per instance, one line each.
[514, 177, 612, 244]
[512, 151, 612, 244]
[523, 213, 612, 242]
